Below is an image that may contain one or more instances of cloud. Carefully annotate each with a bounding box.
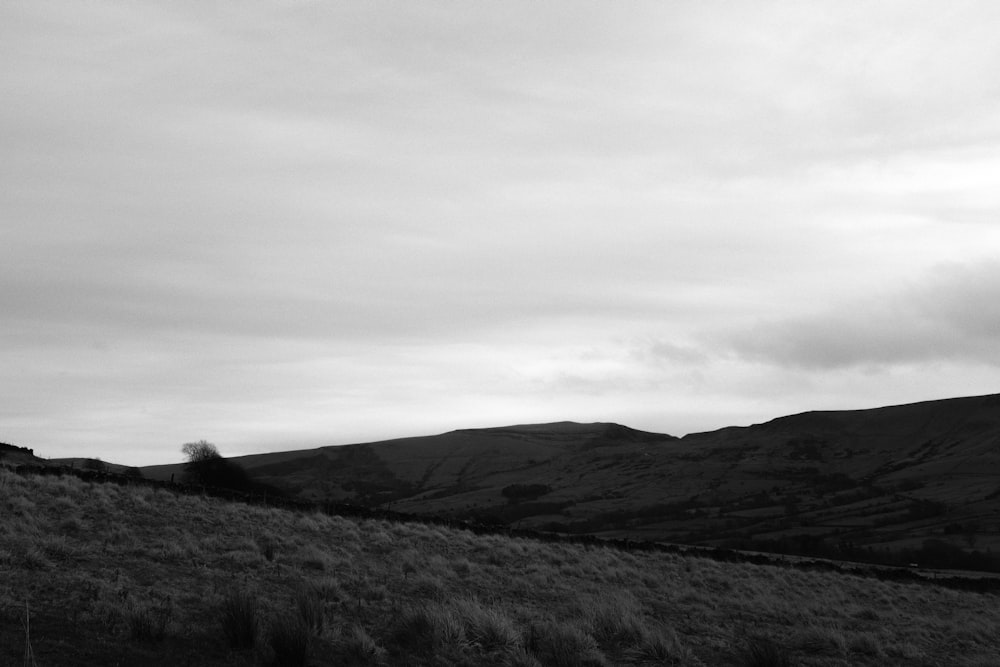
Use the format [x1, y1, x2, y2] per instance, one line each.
[721, 260, 1000, 370]
[3, 2, 1000, 463]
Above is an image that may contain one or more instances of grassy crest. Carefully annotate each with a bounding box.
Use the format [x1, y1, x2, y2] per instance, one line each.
[1, 468, 998, 665]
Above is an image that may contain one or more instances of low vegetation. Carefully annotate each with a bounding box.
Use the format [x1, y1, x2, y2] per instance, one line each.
[192, 399, 1000, 574]
[1, 467, 999, 665]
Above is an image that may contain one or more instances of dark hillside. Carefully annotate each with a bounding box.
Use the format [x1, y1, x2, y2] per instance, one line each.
[0, 442, 51, 468]
[139, 393, 1000, 570]
[4, 466, 1000, 666]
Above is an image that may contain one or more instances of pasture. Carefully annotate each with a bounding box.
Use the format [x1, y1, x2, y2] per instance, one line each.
[1, 468, 998, 665]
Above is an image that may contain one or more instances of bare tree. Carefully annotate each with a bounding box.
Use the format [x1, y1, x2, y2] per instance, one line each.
[180, 440, 248, 490]
[180, 440, 275, 496]
[182, 440, 220, 464]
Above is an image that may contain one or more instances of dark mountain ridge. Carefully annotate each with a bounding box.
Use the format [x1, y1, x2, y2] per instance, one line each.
[136, 392, 1000, 569]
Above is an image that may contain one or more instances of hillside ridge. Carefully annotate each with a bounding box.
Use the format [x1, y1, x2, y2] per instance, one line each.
[197, 392, 1000, 570]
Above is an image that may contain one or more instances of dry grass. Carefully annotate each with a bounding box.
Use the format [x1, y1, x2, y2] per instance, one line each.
[219, 586, 259, 650]
[1, 467, 999, 665]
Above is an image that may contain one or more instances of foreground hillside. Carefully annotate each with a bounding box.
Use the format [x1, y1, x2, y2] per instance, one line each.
[2, 468, 999, 666]
[143, 394, 1000, 570]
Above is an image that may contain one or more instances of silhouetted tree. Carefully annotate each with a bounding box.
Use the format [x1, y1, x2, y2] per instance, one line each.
[182, 440, 219, 464]
[181, 440, 251, 491]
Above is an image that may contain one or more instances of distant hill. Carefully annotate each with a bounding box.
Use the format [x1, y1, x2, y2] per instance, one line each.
[144, 422, 677, 502]
[0, 441, 47, 467]
[1, 446, 145, 479]
[142, 394, 1000, 569]
[48, 457, 143, 476]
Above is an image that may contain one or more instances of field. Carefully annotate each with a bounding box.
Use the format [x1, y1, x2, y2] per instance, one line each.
[2, 467, 999, 666]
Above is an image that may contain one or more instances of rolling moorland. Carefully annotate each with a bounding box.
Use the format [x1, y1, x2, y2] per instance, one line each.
[3, 466, 1000, 666]
[143, 393, 1000, 572]
[2, 392, 999, 664]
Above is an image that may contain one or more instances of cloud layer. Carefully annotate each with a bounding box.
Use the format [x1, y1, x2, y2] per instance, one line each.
[3, 2, 1000, 464]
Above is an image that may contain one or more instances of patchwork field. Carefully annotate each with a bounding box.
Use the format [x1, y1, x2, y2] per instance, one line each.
[2, 468, 999, 666]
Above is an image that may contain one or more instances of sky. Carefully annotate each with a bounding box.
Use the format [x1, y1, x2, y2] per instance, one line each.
[3, 1, 1000, 466]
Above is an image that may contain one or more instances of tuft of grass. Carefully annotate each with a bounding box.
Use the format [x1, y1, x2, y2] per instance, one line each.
[851, 606, 880, 622]
[267, 614, 310, 667]
[451, 557, 473, 577]
[848, 631, 884, 658]
[58, 516, 84, 534]
[295, 584, 325, 635]
[40, 534, 79, 562]
[258, 537, 276, 562]
[389, 605, 467, 657]
[507, 648, 544, 667]
[586, 592, 648, 649]
[390, 607, 441, 656]
[407, 572, 447, 601]
[124, 599, 171, 643]
[311, 576, 344, 604]
[736, 635, 792, 667]
[790, 624, 846, 656]
[884, 639, 926, 661]
[220, 587, 259, 650]
[626, 626, 697, 665]
[336, 624, 387, 665]
[529, 620, 608, 667]
[298, 545, 329, 571]
[20, 546, 53, 571]
[451, 598, 522, 655]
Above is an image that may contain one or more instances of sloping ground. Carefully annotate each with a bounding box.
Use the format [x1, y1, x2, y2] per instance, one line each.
[48, 457, 144, 476]
[139, 393, 1000, 566]
[659, 394, 1000, 558]
[0, 443, 47, 468]
[3, 468, 1000, 666]
[145, 422, 678, 507]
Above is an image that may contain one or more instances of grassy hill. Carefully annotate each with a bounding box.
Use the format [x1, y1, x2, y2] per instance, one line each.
[0, 442, 46, 468]
[2, 466, 999, 666]
[143, 394, 1000, 570]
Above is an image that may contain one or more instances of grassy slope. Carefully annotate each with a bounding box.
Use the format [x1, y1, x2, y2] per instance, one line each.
[2, 469, 999, 666]
[137, 395, 1000, 559]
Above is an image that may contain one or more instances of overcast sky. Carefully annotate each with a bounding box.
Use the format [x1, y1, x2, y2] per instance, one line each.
[3, 2, 1000, 466]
